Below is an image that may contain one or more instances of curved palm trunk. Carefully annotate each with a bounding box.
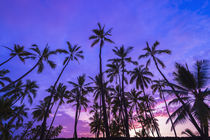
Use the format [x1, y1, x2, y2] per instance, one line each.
[142, 89, 160, 137]
[0, 56, 15, 67]
[46, 101, 61, 139]
[99, 46, 110, 138]
[152, 56, 204, 136]
[74, 103, 79, 138]
[0, 58, 41, 92]
[162, 92, 177, 137]
[40, 58, 71, 140]
[121, 62, 130, 138]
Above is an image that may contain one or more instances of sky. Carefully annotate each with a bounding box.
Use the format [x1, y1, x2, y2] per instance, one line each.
[0, 0, 210, 138]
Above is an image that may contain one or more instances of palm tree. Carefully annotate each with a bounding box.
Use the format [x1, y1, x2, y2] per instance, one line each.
[106, 61, 121, 84]
[46, 83, 69, 139]
[151, 80, 177, 137]
[32, 100, 49, 122]
[138, 41, 203, 136]
[89, 102, 101, 138]
[130, 65, 160, 137]
[68, 74, 90, 138]
[0, 44, 56, 92]
[40, 41, 84, 140]
[3, 80, 38, 105]
[110, 45, 138, 137]
[0, 69, 11, 87]
[165, 60, 210, 136]
[0, 44, 31, 67]
[89, 22, 114, 138]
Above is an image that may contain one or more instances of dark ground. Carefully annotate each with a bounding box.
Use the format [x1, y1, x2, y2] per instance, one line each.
[54, 137, 209, 140]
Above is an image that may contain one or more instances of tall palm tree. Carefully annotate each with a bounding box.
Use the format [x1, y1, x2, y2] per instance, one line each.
[138, 41, 203, 136]
[151, 80, 177, 137]
[46, 83, 69, 139]
[130, 65, 160, 137]
[0, 44, 56, 92]
[165, 60, 210, 136]
[0, 44, 31, 67]
[89, 23, 114, 137]
[110, 45, 138, 137]
[0, 69, 11, 87]
[40, 41, 84, 140]
[68, 74, 90, 138]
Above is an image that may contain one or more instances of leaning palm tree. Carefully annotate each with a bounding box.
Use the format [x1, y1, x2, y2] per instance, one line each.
[89, 22, 114, 137]
[46, 83, 69, 139]
[0, 44, 56, 92]
[0, 69, 11, 87]
[40, 41, 84, 140]
[165, 60, 210, 136]
[151, 80, 177, 137]
[109, 45, 138, 137]
[0, 44, 31, 67]
[68, 74, 90, 138]
[138, 41, 203, 136]
[130, 65, 160, 137]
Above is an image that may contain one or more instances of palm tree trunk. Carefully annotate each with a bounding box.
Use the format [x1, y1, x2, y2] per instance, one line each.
[0, 55, 15, 67]
[152, 56, 204, 136]
[0, 58, 41, 92]
[46, 101, 61, 139]
[97, 95, 102, 138]
[99, 46, 110, 137]
[142, 89, 160, 137]
[121, 62, 130, 138]
[40, 58, 71, 140]
[74, 103, 79, 138]
[162, 92, 177, 137]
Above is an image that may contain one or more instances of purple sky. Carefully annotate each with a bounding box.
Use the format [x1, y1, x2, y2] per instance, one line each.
[0, 0, 210, 138]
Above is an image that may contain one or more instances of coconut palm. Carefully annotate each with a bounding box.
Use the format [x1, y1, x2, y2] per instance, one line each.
[0, 44, 31, 67]
[165, 60, 210, 136]
[46, 83, 69, 139]
[109, 45, 138, 137]
[151, 80, 177, 137]
[40, 41, 83, 140]
[89, 22, 114, 138]
[1, 44, 56, 92]
[89, 102, 101, 138]
[4, 80, 38, 105]
[68, 74, 90, 138]
[0, 69, 11, 87]
[138, 41, 203, 136]
[106, 61, 121, 84]
[130, 65, 160, 136]
[32, 100, 49, 122]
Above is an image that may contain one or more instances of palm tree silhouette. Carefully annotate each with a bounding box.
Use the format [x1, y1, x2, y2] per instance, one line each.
[0, 44, 56, 92]
[151, 80, 177, 137]
[46, 83, 69, 139]
[110, 45, 138, 137]
[166, 60, 210, 136]
[40, 41, 83, 140]
[68, 74, 90, 138]
[0, 69, 11, 87]
[130, 65, 161, 137]
[3, 80, 38, 106]
[89, 22, 114, 138]
[139, 41, 203, 136]
[89, 102, 102, 138]
[0, 44, 31, 67]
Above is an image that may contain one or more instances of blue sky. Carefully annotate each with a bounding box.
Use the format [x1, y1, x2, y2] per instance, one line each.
[0, 0, 210, 138]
